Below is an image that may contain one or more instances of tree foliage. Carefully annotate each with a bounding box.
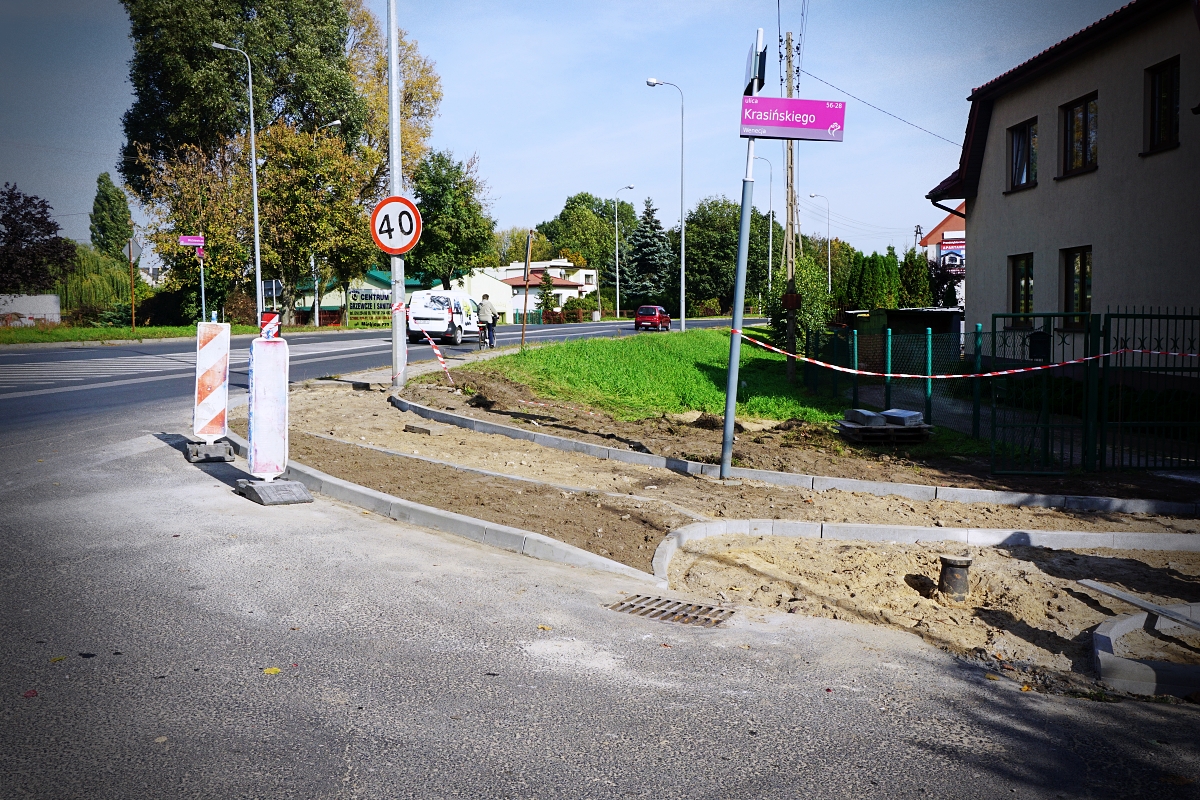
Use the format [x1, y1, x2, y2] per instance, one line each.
[0, 184, 77, 295]
[625, 198, 672, 305]
[408, 150, 496, 290]
[681, 196, 739, 311]
[494, 226, 552, 265]
[535, 269, 557, 312]
[89, 173, 133, 260]
[343, 0, 442, 192]
[899, 246, 932, 308]
[537, 192, 635, 285]
[120, 0, 368, 195]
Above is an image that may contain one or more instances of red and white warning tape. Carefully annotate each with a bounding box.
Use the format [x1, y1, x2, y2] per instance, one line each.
[730, 329, 1198, 380]
[417, 326, 454, 385]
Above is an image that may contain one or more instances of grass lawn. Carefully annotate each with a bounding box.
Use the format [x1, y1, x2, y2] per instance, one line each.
[469, 327, 849, 423]
[0, 324, 349, 345]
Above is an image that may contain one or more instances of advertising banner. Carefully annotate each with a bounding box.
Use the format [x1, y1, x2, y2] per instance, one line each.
[740, 96, 846, 141]
[347, 288, 393, 328]
[940, 238, 966, 277]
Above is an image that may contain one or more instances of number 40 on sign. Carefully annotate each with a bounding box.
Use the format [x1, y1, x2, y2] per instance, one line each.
[370, 195, 422, 255]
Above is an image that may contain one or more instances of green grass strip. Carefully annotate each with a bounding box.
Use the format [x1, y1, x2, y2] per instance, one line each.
[467, 328, 849, 422]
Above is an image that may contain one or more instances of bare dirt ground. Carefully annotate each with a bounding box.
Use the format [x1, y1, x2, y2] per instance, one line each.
[669, 535, 1200, 689]
[229, 383, 1196, 575]
[404, 369, 1200, 503]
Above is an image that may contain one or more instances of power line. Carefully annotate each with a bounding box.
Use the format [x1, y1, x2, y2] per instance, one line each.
[799, 70, 962, 148]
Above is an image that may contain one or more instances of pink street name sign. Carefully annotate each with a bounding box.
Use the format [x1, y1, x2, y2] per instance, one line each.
[179, 235, 205, 247]
[740, 96, 846, 142]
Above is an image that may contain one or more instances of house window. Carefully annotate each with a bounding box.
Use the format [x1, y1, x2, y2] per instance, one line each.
[1009, 254, 1034, 324]
[585, 274, 594, 285]
[1061, 94, 1098, 175]
[1008, 119, 1037, 190]
[1063, 246, 1091, 326]
[1145, 57, 1180, 153]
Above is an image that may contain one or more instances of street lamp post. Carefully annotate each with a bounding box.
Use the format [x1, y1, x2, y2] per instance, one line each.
[756, 156, 773, 298]
[614, 184, 633, 320]
[646, 78, 685, 331]
[809, 193, 831, 293]
[212, 41, 264, 325]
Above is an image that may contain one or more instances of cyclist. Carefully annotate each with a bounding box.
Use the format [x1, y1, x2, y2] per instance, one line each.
[478, 293, 499, 348]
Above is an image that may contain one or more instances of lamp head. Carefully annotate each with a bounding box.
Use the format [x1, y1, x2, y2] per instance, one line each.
[646, 78, 660, 87]
[211, 42, 227, 50]
[809, 193, 816, 197]
[625, 184, 634, 190]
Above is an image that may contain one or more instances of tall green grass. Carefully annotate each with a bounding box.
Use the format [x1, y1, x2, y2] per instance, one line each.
[470, 328, 849, 422]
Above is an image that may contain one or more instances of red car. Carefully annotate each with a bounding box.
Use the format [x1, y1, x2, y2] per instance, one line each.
[634, 305, 671, 331]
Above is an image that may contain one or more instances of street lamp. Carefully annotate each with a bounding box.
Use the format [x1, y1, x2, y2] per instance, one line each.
[614, 184, 634, 320]
[213, 41, 264, 325]
[317, 119, 341, 132]
[646, 78, 685, 331]
[755, 156, 773, 299]
[809, 193, 831, 292]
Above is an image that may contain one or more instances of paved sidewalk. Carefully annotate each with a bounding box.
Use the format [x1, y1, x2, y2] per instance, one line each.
[2, 424, 1199, 797]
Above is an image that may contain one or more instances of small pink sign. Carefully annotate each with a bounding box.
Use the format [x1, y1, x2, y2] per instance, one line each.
[179, 235, 205, 247]
[740, 97, 846, 141]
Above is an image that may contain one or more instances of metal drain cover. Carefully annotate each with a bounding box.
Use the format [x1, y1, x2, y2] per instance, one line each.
[607, 595, 734, 627]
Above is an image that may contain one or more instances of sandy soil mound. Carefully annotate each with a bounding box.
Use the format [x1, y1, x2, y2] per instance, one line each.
[670, 534, 1200, 686]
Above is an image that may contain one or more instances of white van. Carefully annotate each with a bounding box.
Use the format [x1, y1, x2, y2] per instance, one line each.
[406, 289, 480, 346]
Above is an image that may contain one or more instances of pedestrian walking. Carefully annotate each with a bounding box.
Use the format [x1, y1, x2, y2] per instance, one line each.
[478, 294, 499, 348]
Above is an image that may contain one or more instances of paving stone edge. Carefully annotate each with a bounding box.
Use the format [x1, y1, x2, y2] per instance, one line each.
[223, 431, 658, 586]
[651, 520, 1200, 581]
[1091, 603, 1200, 697]
[389, 395, 1198, 517]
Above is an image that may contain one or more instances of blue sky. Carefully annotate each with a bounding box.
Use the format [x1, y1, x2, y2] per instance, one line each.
[2, 0, 1126, 257]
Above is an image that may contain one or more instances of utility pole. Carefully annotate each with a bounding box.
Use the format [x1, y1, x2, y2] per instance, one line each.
[783, 31, 797, 383]
[387, 0, 407, 388]
[914, 224, 922, 251]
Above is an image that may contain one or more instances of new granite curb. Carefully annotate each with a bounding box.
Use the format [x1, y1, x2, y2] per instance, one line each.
[1091, 603, 1200, 697]
[223, 432, 657, 585]
[650, 519, 1200, 581]
[388, 396, 1199, 517]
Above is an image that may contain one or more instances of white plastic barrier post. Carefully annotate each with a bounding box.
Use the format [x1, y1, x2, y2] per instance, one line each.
[247, 321, 289, 481]
[193, 322, 230, 444]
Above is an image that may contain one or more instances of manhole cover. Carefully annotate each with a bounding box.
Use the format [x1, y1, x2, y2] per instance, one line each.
[607, 595, 734, 627]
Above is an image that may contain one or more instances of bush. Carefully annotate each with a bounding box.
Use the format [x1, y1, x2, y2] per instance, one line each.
[691, 297, 721, 317]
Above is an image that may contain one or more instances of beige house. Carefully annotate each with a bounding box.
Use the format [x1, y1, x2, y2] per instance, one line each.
[927, 0, 1199, 332]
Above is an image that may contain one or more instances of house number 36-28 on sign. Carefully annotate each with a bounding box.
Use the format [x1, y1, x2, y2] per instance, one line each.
[370, 195, 422, 256]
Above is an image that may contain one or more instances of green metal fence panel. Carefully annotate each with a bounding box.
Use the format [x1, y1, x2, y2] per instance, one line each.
[1100, 308, 1200, 470]
[990, 313, 1097, 475]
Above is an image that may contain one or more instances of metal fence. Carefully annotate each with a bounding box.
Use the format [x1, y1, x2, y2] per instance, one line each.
[792, 307, 1199, 474]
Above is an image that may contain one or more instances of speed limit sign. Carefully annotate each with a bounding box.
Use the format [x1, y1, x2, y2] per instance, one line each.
[370, 195, 422, 255]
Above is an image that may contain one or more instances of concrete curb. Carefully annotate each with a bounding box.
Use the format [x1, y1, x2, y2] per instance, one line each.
[389, 396, 1199, 517]
[222, 432, 657, 585]
[1092, 603, 1200, 697]
[301, 431, 708, 522]
[650, 519, 1200, 581]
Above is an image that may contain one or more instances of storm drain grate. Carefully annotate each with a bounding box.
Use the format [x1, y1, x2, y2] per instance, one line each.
[607, 595, 734, 627]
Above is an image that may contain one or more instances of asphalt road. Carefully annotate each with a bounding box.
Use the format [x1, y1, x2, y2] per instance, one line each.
[2, 320, 1199, 797]
[0, 318, 742, 431]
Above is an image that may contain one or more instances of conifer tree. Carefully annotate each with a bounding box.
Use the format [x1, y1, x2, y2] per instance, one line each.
[89, 173, 133, 261]
[625, 198, 673, 305]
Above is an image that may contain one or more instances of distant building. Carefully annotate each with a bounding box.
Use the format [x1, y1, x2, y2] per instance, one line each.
[918, 202, 967, 308]
[926, 0, 1199, 331]
[463, 257, 596, 315]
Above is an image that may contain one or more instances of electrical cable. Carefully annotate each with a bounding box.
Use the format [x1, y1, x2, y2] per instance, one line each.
[798, 70, 962, 147]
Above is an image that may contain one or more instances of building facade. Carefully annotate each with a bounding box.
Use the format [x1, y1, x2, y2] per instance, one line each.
[927, 0, 1199, 332]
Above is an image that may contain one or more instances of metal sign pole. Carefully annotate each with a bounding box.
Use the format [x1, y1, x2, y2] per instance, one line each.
[720, 29, 764, 480]
[521, 229, 532, 347]
[388, 0, 407, 389]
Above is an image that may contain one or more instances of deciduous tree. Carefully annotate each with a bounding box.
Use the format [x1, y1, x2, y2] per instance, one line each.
[408, 150, 496, 290]
[119, 0, 367, 196]
[0, 184, 77, 295]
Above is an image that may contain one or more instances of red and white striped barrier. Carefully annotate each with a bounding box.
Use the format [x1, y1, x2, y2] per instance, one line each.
[731, 329, 1198, 380]
[193, 322, 230, 444]
[416, 326, 455, 385]
[248, 336, 289, 480]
